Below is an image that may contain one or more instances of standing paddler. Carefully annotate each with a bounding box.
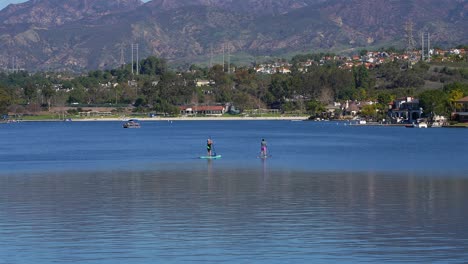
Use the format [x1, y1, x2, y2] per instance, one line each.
[260, 138, 268, 157]
[207, 138, 213, 156]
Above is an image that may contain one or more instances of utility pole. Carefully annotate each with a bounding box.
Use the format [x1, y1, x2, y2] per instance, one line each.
[427, 32, 431, 62]
[227, 43, 230, 74]
[421, 32, 431, 62]
[209, 44, 213, 68]
[222, 43, 225, 72]
[136, 44, 139, 75]
[421, 32, 425, 61]
[119, 44, 125, 68]
[131, 43, 139, 76]
[131, 43, 134, 76]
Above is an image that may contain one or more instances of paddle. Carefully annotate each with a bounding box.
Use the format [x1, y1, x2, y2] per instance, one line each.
[211, 138, 217, 156]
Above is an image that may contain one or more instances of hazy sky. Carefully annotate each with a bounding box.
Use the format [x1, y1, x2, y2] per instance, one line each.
[0, 0, 150, 11]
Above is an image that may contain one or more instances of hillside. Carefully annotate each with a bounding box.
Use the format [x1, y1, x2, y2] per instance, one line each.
[0, 0, 466, 71]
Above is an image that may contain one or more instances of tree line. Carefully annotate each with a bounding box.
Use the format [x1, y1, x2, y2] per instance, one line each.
[1, 54, 467, 119]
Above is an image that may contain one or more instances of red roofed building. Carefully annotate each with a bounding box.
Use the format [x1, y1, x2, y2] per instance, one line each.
[180, 105, 226, 116]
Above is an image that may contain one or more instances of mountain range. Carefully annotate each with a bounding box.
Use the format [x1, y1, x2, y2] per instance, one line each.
[0, 0, 466, 71]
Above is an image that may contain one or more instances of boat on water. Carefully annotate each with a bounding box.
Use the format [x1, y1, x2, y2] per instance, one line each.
[405, 121, 428, 128]
[415, 122, 428, 128]
[431, 121, 443, 128]
[123, 119, 141, 128]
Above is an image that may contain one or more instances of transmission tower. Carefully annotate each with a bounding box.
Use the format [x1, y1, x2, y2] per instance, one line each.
[135, 44, 139, 75]
[227, 43, 231, 74]
[405, 21, 416, 53]
[11, 56, 18, 73]
[131, 43, 139, 76]
[119, 44, 125, 68]
[222, 43, 225, 72]
[209, 44, 213, 68]
[131, 44, 134, 75]
[421, 32, 431, 62]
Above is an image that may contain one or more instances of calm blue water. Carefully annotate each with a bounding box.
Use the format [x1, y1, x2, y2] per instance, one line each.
[0, 120, 466, 174]
[0, 121, 467, 263]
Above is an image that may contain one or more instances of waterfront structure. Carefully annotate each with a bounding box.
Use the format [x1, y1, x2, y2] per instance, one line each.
[388, 97, 423, 123]
[180, 105, 226, 116]
[79, 111, 112, 117]
[342, 100, 360, 117]
[452, 96, 468, 122]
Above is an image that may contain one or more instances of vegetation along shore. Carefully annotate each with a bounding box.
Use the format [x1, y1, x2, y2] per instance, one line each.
[1, 47, 467, 127]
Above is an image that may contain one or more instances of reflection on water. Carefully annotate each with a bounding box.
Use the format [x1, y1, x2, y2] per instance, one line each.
[1, 167, 468, 263]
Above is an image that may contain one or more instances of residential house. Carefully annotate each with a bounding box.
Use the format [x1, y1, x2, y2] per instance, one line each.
[342, 100, 360, 116]
[388, 97, 423, 123]
[196, 79, 213, 87]
[278, 67, 291, 74]
[325, 102, 342, 118]
[180, 105, 226, 116]
[452, 96, 468, 122]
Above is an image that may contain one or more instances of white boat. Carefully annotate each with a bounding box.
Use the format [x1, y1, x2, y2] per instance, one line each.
[431, 121, 442, 128]
[415, 122, 428, 128]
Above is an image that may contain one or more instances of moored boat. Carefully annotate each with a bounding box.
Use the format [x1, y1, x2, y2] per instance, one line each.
[415, 122, 428, 128]
[123, 119, 141, 128]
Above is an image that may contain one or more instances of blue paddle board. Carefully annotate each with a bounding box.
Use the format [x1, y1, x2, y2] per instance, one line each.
[200, 155, 222, 159]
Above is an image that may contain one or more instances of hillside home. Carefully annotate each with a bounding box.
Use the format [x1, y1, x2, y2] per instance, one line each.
[196, 79, 214, 87]
[452, 96, 468, 122]
[388, 97, 423, 123]
[278, 67, 291, 74]
[342, 100, 360, 116]
[325, 102, 342, 117]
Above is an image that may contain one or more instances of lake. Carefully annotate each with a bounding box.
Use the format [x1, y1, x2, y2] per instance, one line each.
[0, 120, 467, 263]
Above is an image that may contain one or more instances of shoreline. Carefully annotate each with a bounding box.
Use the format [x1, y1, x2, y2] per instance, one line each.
[77, 116, 310, 121]
[16, 116, 310, 122]
[7, 117, 468, 127]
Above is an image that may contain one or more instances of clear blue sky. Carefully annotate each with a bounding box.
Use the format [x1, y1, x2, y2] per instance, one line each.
[0, 0, 150, 11]
[0, 0, 24, 10]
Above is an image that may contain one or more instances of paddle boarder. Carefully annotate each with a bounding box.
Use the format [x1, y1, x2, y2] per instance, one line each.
[207, 138, 213, 156]
[260, 138, 267, 157]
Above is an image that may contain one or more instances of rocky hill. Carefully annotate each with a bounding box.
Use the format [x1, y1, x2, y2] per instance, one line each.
[0, 0, 466, 71]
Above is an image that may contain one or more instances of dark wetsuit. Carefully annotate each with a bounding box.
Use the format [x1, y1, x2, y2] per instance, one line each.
[207, 140, 213, 154]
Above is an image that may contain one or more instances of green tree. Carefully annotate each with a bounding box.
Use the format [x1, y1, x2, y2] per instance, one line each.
[23, 83, 37, 104]
[418, 89, 448, 119]
[360, 104, 378, 120]
[447, 89, 465, 112]
[353, 65, 370, 89]
[269, 74, 291, 102]
[306, 100, 325, 117]
[68, 87, 86, 104]
[41, 84, 55, 111]
[377, 92, 394, 106]
[0, 87, 12, 114]
[443, 82, 468, 95]
[140, 56, 167, 76]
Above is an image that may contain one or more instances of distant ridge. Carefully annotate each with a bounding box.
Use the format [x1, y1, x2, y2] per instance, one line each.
[0, 0, 466, 71]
